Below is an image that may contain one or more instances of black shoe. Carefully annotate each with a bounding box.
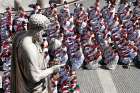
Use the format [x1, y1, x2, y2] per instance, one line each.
[122, 65, 129, 69]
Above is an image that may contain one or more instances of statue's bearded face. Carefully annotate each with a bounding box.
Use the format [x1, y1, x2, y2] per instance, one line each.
[29, 14, 50, 31]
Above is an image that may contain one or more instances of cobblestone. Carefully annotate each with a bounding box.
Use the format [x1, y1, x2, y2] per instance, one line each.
[77, 66, 140, 93]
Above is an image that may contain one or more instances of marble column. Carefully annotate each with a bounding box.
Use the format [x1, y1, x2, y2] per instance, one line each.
[37, 0, 49, 8]
[14, 0, 23, 11]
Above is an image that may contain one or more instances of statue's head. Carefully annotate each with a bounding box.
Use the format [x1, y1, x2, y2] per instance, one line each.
[29, 14, 50, 31]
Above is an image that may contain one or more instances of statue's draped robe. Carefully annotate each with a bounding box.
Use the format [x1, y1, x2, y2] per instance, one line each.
[11, 31, 48, 93]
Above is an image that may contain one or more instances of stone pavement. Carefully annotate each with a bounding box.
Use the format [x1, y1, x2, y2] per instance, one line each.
[77, 65, 140, 93]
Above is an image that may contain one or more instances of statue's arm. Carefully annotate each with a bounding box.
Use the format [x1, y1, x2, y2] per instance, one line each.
[22, 38, 64, 82]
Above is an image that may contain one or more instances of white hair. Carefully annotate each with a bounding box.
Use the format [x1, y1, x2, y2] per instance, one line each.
[49, 38, 62, 50]
[29, 14, 50, 30]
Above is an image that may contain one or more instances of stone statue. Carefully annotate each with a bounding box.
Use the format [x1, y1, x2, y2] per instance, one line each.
[11, 14, 64, 93]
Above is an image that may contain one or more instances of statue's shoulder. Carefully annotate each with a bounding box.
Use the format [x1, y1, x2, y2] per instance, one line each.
[12, 31, 27, 47]
[22, 36, 33, 45]
[13, 31, 26, 41]
[22, 36, 37, 52]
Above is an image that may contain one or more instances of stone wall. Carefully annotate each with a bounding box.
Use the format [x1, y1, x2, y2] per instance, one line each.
[0, 0, 14, 13]
[0, 0, 37, 13]
[0, 0, 76, 13]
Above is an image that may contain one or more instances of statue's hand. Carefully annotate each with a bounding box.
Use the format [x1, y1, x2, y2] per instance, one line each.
[51, 64, 65, 71]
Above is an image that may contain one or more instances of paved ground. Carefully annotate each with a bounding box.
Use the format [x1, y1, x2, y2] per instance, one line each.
[77, 65, 140, 93]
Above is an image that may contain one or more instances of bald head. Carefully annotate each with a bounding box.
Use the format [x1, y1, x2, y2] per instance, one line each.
[29, 14, 50, 31]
